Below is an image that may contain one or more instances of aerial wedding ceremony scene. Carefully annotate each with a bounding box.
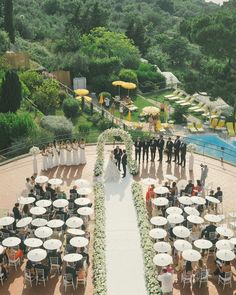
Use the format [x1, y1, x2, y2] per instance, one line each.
[0, 0, 236, 295]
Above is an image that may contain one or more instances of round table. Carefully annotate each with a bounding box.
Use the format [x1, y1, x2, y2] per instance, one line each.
[182, 249, 201, 262]
[74, 179, 91, 188]
[153, 242, 171, 253]
[194, 239, 212, 250]
[187, 215, 204, 225]
[191, 196, 206, 205]
[66, 217, 83, 228]
[53, 199, 69, 208]
[166, 207, 183, 215]
[43, 239, 62, 250]
[63, 253, 83, 263]
[35, 176, 49, 184]
[152, 198, 168, 207]
[206, 196, 220, 204]
[229, 237, 236, 245]
[153, 253, 173, 267]
[216, 227, 234, 238]
[149, 228, 167, 240]
[74, 198, 91, 206]
[2, 237, 21, 247]
[167, 214, 184, 224]
[77, 207, 93, 216]
[27, 248, 47, 262]
[47, 219, 64, 228]
[164, 174, 178, 182]
[31, 218, 48, 227]
[204, 214, 222, 223]
[48, 178, 63, 186]
[0, 216, 15, 226]
[36, 199, 52, 208]
[24, 238, 43, 248]
[35, 227, 53, 239]
[173, 226, 190, 238]
[150, 216, 167, 227]
[77, 187, 92, 195]
[216, 239, 233, 250]
[69, 237, 89, 248]
[174, 240, 192, 252]
[184, 207, 200, 216]
[216, 250, 235, 261]
[19, 197, 35, 205]
[30, 207, 46, 216]
[16, 217, 32, 228]
[67, 228, 85, 236]
[142, 178, 157, 186]
[154, 187, 169, 195]
[178, 196, 193, 206]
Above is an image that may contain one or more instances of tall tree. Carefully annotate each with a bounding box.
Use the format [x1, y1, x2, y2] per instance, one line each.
[3, 0, 14, 43]
[0, 71, 22, 113]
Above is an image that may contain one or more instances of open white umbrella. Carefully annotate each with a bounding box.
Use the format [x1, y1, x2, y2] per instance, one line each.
[36, 199, 52, 208]
[167, 214, 184, 224]
[74, 198, 91, 206]
[154, 187, 169, 195]
[63, 253, 83, 263]
[30, 207, 46, 216]
[191, 196, 206, 205]
[216, 239, 233, 250]
[149, 228, 167, 240]
[152, 197, 168, 207]
[31, 218, 48, 227]
[173, 226, 190, 238]
[230, 237, 236, 245]
[27, 248, 47, 262]
[153, 253, 173, 267]
[77, 207, 93, 216]
[67, 228, 85, 236]
[204, 214, 222, 223]
[142, 178, 157, 185]
[19, 197, 35, 205]
[69, 237, 89, 248]
[166, 207, 183, 215]
[35, 176, 48, 184]
[53, 199, 69, 208]
[174, 240, 192, 252]
[74, 179, 91, 188]
[164, 174, 177, 182]
[47, 219, 64, 228]
[48, 178, 63, 186]
[177, 179, 188, 190]
[150, 216, 167, 227]
[16, 217, 32, 228]
[43, 239, 62, 250]
[24, 238, 43, 248]
[228, 212, 236, 218]
[77, 187, 92, 195]
[206, 196, 220, 204]
[178, 196, 193, 206]
[2, 237, 21, 247]
[216, 250, 235, 261]
[153, 242, 171, 253]
[0, 216, 15, 226]
[35, 226, 53, 239]
[216, 227, 234, 238]
[66, 217, 83, 228]
[194, 239, 212, 249]
[187, 215, 204, 225]
[184, 207, 200, 216]
[182, 249, 201, 262]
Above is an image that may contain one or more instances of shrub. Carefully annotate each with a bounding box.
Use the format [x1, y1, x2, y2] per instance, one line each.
[97, 118, 113, 131]
[88, 113, 101, 124]
[62, 98, 80, 118]
[172, 105, 187, 124]
[78, 125, 90, 135]
[40, 116, 73, 138]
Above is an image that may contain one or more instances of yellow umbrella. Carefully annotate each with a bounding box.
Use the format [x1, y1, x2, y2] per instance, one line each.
[121, 82, 137, 96]
[74, 89, 89, 96]
[112, 80, 124, 86]
[99, 94, 104, 105]
[127, 110, 131, 122]
[76, 96, 92, 103]
[143, 106, 160, 116]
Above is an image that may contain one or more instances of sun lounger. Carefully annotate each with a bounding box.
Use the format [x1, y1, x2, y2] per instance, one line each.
[175, 95, 191, 105]
[187, 123, 197, 133]
[164, 89, 180, 99]
[226, 122, 235, 137]
[209, 118, 218, 129]
[193, 104, 206, 113]
[195, 123, 204, 132]
[189, 102, 204, 111]
[215, 120, 226, 131]
[180, 97, 196, 106]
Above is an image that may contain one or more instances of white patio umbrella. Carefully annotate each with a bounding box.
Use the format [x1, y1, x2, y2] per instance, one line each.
[178, 196, 193, 206]
[43, 239, 62, 251]
[206, 196, 220, 204]
[77, 187, 92, 195]
[191, 196, 206, 205]
[204, 214, 222, 223]
[63, 253, 83, 263]
[153, 242, 171, 253]
[30, 207, 46, 216]
[19, 197, 35, 205]
[176, 179, 188, 190]
[48, 178, 63, 186]
[184, 207, 200, 216]
[69, 237, 89, 248]
[167, 214, 184, 224]
[216, 239, 234, 250]
[152, 198, 168, 207]
[24, 238, 43, 248]
[216, 250, 235, 261]
[66, 217, 83, 228]
[0, 216, 15, 226]
[182, 249, 201, 262]
[67, 228, 85, 236]
[27, 248, 47, 262]
[35, 176, 48, 184]
[216, 227, 234, 238]
[142, 178, 157, 185]
[174, 240, 192, 252]
[53, 199, 69, 208]
[74, 179, 91, 188]
[194, 239, 212, 250]
[35, 226, 53, 239]
[187, 215, 204, 225]
[164, 174, 177, 182]
[166, 207, 183, 215]
[47, 219, 64, 228]
[36, 199, 52, 208]
[153, 253, 173, 267]
[173, 226, 190, 238]
[229, 237, 236, 245]
[77, 207, 93, 216]
[31, 218, 48, 227]
[74, 198, 91, 206]
[154, 187, 169, 195]
[150, 216, 167, 227]
[16, 217, 32, 228]
[228, 212, 236, 218]
[2, 237, 21, 247]
[149, 228, 167, 240]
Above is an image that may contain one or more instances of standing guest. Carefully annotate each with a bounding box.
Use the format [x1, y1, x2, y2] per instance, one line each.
[79, 138, 87, 164]
[192, 180, 202, 196]
[157, 135, 165, 162]
[119, 103, 124, 119]
[114, 146, 122, 171]
[179, 141, 187, 167]
[104, 97, 110, 109]
[70, 186, 78, 199]
[66, 140, 72, 166]
[22, 204, 30, 216]
[214, 187, 223, 203]
[46, 183, 56, 200]
[35, 182, 44, 196]
[146, 184, 155, 217]
[158, 268, 173, 295]
[181, 180, 194, 196]
[134, 137, 142, 163]
[173, 136, 181, 164]
[41, 146, 48, 171]
[47, 143, 54, 169]
[142, 139, 150, 162]
[52, 140, 59, 168]
[149, 137, 157, 162]
[110, 102, 116, 115]
[200, 164, 208, 186]
[59, 141, 66, 166]
[13, 203, 21, 220]
[121, 150, 127, 178]
[72, 139, 79, 165]
[166, 137, 173, 164]
[25, 178, 34, 192]
[148, 115, 154, 132]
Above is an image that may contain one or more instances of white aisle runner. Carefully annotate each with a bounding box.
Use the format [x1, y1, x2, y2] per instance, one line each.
[104, 173, 147, 295]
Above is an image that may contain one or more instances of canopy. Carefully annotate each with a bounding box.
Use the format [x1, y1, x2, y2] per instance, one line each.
[112, 80, 124, 86]
[76, 96, 92, 103]
[121, 82, 136, 90]
[153, 253, 173, 267]
[142, 106, 160, 116]
[74, 89, 89, 96]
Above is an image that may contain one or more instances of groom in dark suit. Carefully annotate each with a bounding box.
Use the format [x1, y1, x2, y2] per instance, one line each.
[121, 149, 127, 178]
[113, 145, 122, 171]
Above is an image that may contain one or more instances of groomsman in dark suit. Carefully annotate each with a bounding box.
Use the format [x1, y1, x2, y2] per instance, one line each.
[157, 135, 165, 162]
[166, 137, 173, 163]
[121, 150, 127, 178]
[134, 137, 142, 163]
[142, 139, 150, 162]
[113, 145, 122, 170]
[150, 137, 157, 162]
[180, 141, 187, 167]
[173, 135, 181, 164]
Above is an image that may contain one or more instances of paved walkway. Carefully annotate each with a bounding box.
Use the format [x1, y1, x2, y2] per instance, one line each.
[104, 170, 147, 295]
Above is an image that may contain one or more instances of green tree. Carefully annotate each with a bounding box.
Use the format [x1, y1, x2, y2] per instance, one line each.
[126, 18, 148, 54]
[3, 0, 14, 43]
[119, 69, 138, 85]
[0, 71, 22, 113]
[19, 71, 44, 93]
[0, 29, 9, 53]
[163, 37, 190, 66]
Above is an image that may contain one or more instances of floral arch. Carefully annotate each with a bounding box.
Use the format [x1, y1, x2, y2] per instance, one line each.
[94, 128, 139, 177]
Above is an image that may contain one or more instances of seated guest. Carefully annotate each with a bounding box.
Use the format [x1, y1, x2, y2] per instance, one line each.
[163, 182, 171, 190]
[54, 209, 68, 221]
[189, 223, 200, 242]
[28, 189, 37, 200]
[65, 265, 76, 284]
[201, 223, 217, 243]
[79, 247, 90, 266]
[0, 261, 8, 280]
[25, 259, 35, 275]
[214, 261, 231, 277]
[182, 261, 193, 278]
[56, 187, 66, 199]
[48, 250, 62, 266]
[65, 244, 76, 254]
[35, 183, 44, 196]
[214, 187, 223, 203]
[181, 180, 194, 196]
[13, 203, 22, 220]
[195, 259, 207, 282]
[0, 226, 12, 237]
[22, 204, 30, 217]
[35, 263, 50, 278]
[45, 183, 56, 200]
[192, 180, 202, 196]
[70, 186, 78, 199]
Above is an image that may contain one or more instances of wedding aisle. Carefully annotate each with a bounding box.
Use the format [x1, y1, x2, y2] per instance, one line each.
[104, 173, 147, 295]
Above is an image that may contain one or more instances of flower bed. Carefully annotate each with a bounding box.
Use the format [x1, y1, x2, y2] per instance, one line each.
[93, 182, 107, 295]
[94, 128, 139, 176]
[132, 182, 162, 295]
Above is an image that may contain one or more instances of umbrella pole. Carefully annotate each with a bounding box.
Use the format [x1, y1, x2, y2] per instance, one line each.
[118, 86, 120, 97]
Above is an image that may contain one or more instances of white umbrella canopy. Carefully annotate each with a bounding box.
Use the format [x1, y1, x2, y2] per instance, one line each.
[182, 249, 201, 262]
[16, 217, 32, 228]
[24, 238, 43, 248]
[153, 242, 171, 253]
[152, 197, 168, 207]
[229, 212, 236, 218]
[31, 218, 48, 227]
[142, 178, 157, 186]
[53, 199, 69, 208]
[63, 253, 83, 263]
[47, 219, 64, 228]
[191, 196, 206, 205]
[174, 240, 192, 252]
[204, 214, 222, 223]
[69, 237, 89, 248]
[30, 207, 46, 216]
[149, 228, 167, 240]
[150, 216, 167, 227]
[184, 207, 200, 216]
[206, 196, 220, 204]
[178, 196, 193, 206]
[216, 239, 234, 250]
[173, 226, 190, 238]
[194, 239, 213, 250]
[164, 174, 178, 181]
[77, 187, 92, 195]
[216, 250, 235, 261]
[74, 198, 91, 206]
[176, 179, 188, 190]
[35, 226, 53, 239]
[67, 228, 85, 236]
[77, 207, 93, 216]
[74, 179, 91, 188]
[230, 237, 236, 245]
[19, 197, 35, 205]
[27, 248, 47, 262]
[2, 237, 21, 247]
[0, 216, 15, 226]
[187, 215, 204, 225]
[166, 207, 183, 215]
[35, 176, 48, 184]
[43, 239, 62, 250]
[216, 227, 234, 238]
[167, 214, 184, 225]
[36, 199, 52, 208]
[48, 178, 63, 186]
[153, 253, 173, 267]
[66, 217, 83, 228]
[154, 187, 169, 195]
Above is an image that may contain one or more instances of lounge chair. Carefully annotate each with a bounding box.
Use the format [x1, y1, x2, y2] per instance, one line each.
[209, 118, 218, 129]
[175, 95, 191, 105]
[180, 97, 196, 106]
[194, 104, 207, 113]
[189, 102, 204, 111]
[226, 122, 235, 137]
[195, 123, 204, 132]
[164, 89, 180, 99]
[168, 96, 180, 101]
[187, 123, 197, 133]
[156, 120, 166, 133]
[215, 120, 226, 131]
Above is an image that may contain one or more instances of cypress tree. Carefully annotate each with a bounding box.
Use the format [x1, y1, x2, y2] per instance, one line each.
[3, 0, 14, 43]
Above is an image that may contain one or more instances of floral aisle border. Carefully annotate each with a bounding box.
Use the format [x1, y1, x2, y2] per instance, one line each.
[93, 182, 107, 295]
[132, 182, 162, 295]
[94, 128, 138, 176]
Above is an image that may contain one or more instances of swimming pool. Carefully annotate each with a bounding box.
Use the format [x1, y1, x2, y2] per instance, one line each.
[186, 134, 236, 165]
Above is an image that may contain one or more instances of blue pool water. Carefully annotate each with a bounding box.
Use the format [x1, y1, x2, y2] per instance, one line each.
[186, 134, 236, 164]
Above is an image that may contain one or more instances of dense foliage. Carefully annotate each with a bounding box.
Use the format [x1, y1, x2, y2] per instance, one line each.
[62, 98, 80, 118]
[40, 115, 73, 138]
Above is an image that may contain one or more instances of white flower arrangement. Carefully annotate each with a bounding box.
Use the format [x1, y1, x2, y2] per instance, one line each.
[29, 146, 40, 155]
[187, 143, 197, 153]
[93, 182, 107, 295]
[132, 182, 162, 295]
[94, 128, 139, 176]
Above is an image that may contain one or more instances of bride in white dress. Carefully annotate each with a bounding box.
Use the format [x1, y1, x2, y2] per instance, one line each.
[104, 151, 120, 182]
